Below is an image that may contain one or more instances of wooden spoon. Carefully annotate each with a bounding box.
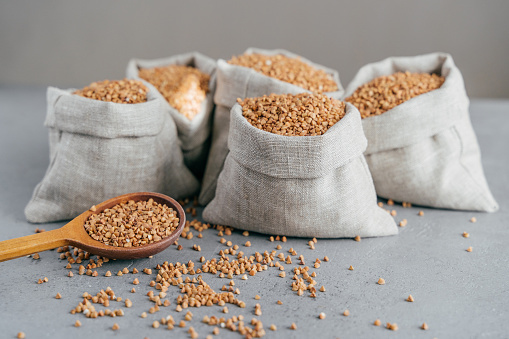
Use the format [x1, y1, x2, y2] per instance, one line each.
[0, 192, 186, 262]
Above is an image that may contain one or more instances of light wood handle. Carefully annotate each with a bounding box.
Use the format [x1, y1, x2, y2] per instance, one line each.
[0, 228, 69, 262]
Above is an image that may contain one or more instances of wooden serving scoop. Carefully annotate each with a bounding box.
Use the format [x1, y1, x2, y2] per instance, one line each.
[0, 192, 186, 262]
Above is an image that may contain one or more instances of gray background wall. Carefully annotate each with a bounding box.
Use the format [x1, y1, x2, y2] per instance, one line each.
[0, 0, 508, 98]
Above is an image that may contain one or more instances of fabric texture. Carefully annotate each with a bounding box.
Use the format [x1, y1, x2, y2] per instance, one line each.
[126, 52, 216, 179]
[25, 85, 199, 223]
[344, 52, 498, 212]
[203, 103, 397, 238]
[199, 47, 344, 205]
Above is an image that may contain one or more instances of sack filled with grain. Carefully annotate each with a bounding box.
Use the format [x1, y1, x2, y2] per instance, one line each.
[199, 48, 344, 205]
[344, 53, 498, 212]
[203, 93, 397, 238]
[25, 79, 199, 223]
[126, 52, 216, 179]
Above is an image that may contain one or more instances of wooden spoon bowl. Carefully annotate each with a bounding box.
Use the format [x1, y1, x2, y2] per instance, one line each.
[0, 192, 186, 262]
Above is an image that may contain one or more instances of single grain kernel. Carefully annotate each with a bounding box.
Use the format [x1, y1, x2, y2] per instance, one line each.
[105, 271, 112, 277]
[74, 320, 81, 327]
[17, 332, 25, 339]
[418, 211, 424, 216]
[55, 293, 62, 299]
[399, 219, 408, 227]
[152, 321, 160, 328]
[354, 235, 361, 242]
[406, 295, 414, 302]
[319, 312, 326, 319]
[374, 319, 381, 326]
[467, 246, 473, 252]
[463, 232, 470, 238]
[343, 310, 350, 316]
[112, 323, 119, 330]
[378, 278, 385, 285]
[270, 324, 277, 331]
[421, 322, 429, 330]
[348, 265, 354, 271]
[470, 217, 477, 223]
[290, 323, 297, 330]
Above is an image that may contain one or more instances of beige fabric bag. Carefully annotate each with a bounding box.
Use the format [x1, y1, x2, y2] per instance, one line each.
[25, 85, 199, 223]
[203, 103, 397, 238]
[126, 52, 216, 178]
[344, 53, 498, 212]
[199, 48, 344, 205]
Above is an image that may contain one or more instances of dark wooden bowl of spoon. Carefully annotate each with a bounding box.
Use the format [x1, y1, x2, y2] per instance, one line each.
[0, 192, 186, 262]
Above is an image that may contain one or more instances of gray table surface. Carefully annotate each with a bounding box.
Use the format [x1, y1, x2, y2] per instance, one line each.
[0, 85, 507, 339]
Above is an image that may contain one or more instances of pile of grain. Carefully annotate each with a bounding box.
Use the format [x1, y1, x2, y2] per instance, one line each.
[139, 65, 210, 120]
[228, 53, 338, 93]
[345, 71, 445, 118]
[239, 93, 346, 136]
[73, 79, 148, 104]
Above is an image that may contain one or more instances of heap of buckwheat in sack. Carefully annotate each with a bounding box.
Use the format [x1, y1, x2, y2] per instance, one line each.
[73, 79, 148, 104]
[228, 53, 339, 92]
[239, 93, 346, 136]
[345, 71, 445, 118]
[139, 65, 210, 120]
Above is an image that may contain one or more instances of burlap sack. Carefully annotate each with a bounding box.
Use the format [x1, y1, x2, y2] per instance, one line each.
[25, 85, 199, 223]
[344, 53, 498, 212]
[203, 103, 397, 238]
[199, 48, 344, 205]
[126, 52, 216, 179]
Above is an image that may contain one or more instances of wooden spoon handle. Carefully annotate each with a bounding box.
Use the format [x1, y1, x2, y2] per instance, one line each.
[0, 228, 69, 262]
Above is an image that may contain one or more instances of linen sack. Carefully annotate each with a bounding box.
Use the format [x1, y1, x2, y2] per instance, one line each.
[25, 85, 199, 223]
[126, 52, 217, 179]
[344, 53, 498, 212]
[203, 103, 397, 238]
[199, 47, 344, 205]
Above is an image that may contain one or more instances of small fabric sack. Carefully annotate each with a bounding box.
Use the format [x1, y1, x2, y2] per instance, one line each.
[202, 103, 397, 238]
[126, 52, 217, 179]
[344, 53, 498, 212]
[199, 47, 344, 205]
[25, 85, 199, 223]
